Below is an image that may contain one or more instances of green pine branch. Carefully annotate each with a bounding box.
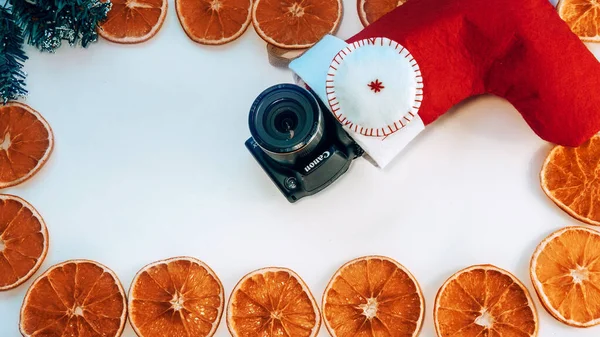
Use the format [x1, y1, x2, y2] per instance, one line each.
[9, 0, 111, 52]
[0, 4, 28, 104]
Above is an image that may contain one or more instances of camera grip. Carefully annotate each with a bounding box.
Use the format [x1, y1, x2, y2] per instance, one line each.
[347, 0, 600, 147]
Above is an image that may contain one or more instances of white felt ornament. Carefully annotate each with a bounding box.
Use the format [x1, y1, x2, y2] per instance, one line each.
[327, 37, 423, 137]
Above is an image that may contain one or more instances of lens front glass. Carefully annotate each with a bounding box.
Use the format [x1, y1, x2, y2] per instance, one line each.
[249, 84, 325, 165]
[273, 109, 299, 136]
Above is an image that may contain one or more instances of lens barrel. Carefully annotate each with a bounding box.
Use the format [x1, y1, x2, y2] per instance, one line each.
[249, 84, 325, 166]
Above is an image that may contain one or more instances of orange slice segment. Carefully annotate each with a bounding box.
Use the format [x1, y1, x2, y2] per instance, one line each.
[252, 0, 343, 49]
[322, 256, 425, 337]
[557, 0, 600, 42]
[19, 259, 127, 337]
[357, 0, 407, 27]
[227, 267, 321, 337]
[434, 265, 538, 337]
[128, 256, 225, 337]
[0, 102, 53, 189]
[531, 226, 600, 327]
[98, 0, 168, 44]
[175, 0, 253, 45]
[0, 194, 48, 291]
[540, 134, 600, 226]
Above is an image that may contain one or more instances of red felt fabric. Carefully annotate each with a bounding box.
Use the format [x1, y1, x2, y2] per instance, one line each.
[346, 0, 600, 146]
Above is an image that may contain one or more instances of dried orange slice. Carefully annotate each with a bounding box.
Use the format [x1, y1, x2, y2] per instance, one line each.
[557, 0, 600, 42]
[98, 0, 168, 44]
[20, 259, 127, 336]
[357, 0, 407, 27]
[252, 0, 343, 49]
[128, 256, 225, 337]
[0, 102, 53, 189]
[322, 256, 425, 337]
[434, 265, 538, 337]
[0, 194, 48, 291]
[175, 0, 253, 45]
[227, 267, 321, 337]
[540, 134, 600, 226]
[531, 226, 600, 327]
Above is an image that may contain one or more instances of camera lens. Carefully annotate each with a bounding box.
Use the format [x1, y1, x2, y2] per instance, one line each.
[249, 84, 325, 166]
[273, 110, 298, 135]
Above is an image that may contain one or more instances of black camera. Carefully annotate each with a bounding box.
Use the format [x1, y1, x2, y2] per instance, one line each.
[245, 83, 363, 203]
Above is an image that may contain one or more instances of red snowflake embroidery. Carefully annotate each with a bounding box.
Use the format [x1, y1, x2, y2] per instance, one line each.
[368, 79, 385, 93]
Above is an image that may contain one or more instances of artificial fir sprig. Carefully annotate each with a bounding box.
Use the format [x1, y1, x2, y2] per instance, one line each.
[0, 0, 110, 103]
[9, 0, 111, 52]
[0, 4, 28, 104]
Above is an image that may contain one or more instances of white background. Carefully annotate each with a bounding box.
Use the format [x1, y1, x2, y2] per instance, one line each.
[1, 0, 600, 336]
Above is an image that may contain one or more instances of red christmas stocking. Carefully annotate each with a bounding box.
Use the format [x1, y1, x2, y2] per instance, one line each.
[289, 0, 600, 168]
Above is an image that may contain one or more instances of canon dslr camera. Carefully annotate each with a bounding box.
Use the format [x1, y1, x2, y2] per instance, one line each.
[245, 84, 363, 203]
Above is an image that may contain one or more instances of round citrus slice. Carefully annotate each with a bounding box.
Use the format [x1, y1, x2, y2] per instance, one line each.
[128, 256, 224, 337]
[357, 0, 407, 27]
[434, 265, 538, 337]
[227, 267, 321, 337]
[0, 102, 53, 189]
[0, 194, 48, 291]
[530, 226, 600, 327]
[175, 0, 253, 45]
[252, 0, 343, 49]
[322, 256, 425, 337]
[540, 134, 600, 226]
[557, 0, 600, 42]
[98, 0, 168, 44]
[20, 259, 127, 337]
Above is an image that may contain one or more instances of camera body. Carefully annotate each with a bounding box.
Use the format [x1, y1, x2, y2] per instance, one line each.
[245, 84, 363, 203]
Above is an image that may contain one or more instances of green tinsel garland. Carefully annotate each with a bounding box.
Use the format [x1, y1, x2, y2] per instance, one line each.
[0, 4, 27, 103]
[0, 0, 111, 104]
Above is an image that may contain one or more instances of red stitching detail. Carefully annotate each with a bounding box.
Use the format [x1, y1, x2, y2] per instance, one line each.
[330, 65, 338, 71]
[409, 112, 415, 117]
[388, 126, 393, 133]
[404, 116, 411, 122]
[330, 102, 339, 107]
